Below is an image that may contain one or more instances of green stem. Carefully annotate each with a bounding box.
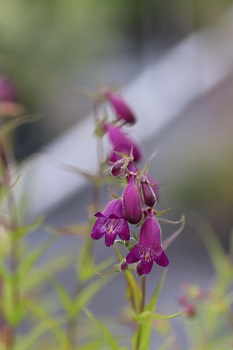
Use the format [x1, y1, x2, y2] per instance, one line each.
[136, 276, 146, 350]
[66, 106, 104, 349]
[2, 139, 19, 350]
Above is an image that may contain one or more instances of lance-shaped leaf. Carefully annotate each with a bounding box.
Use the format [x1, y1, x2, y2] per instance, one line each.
[20, 255, 73, 294]
[0, 114, 40, 138]
[15, 236, 58, 283]
[19, 302, 67, 350]
[12, 215, 45, 242]
[114, 245, 142, 313]
[70, 275, 114, 319]
[83, 307, 119, 350]
[132, 310, 183, 325]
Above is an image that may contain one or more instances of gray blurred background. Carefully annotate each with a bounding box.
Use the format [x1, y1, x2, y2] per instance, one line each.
[1, 0, 233, 347]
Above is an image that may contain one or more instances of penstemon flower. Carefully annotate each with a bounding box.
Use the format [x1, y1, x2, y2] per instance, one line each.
[126, 209, 169, 274]
[104, 90, 136, 125]
[0, 76, 24, 117]
[103, 123, 141, 162]
[122, 174, 143, 224]
[90, 87, 183, 280]
[91, 199, 130, 247]
[0, 76, 18, 102]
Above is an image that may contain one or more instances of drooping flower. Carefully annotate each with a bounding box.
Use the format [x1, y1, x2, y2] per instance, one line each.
[91, 199, 130, 247]
[122, 174, 143, 224]
[104, 90, 136, 125]
[0, 76, 24, 117]
[103, 123, 141, 163]
[140, 175, 157, 208]
[126, 209, 169, 274]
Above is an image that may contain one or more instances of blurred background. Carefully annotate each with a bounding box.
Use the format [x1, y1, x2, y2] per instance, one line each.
[1, 0, 233, 346]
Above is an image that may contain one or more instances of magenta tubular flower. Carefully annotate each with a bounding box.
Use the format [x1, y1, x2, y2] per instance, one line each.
[91, 199, 130, 247]
[140, 175, 157, 208]
[0, 77, 18, 102]
[105, 90, 136, 124]
[122, 175, 142, 224]
[126, 210, 169, 274]
[104, 124, 141, 162]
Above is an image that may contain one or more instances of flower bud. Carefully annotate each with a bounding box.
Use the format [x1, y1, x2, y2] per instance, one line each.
[120, 260, 128, 272]
[136, 263, 143, 276]
[140, 175, 157, 208]
[123, 175, 142, 224]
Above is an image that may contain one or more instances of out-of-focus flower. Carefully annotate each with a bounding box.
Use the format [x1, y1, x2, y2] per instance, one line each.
[126, 209, 169, 274]
[0, 76, 24, 117]
[104, 90, 136, 125]
[0, 77, 18, 102]
[122, 174, 143, 225]
[103, 123, 141, 162]
[91, 199, 130, 247]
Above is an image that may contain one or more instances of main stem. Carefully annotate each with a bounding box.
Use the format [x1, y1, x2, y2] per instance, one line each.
[2, 139, 20, 350]
[136, 276, 146, 350]
[66, 109, 103, 349]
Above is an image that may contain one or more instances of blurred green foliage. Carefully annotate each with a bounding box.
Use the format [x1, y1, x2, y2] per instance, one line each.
[0, 0, 139, 107]
[1, 0, 233, 109]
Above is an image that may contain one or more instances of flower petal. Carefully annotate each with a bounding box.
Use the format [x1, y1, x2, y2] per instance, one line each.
[117, 220, 130, 241]
[154, 250, 169, 267]
[91, 218, 106, 240]
[105, 231, 117, 247]
[126, 245, 141, 264]
[141, 258, 153, 275]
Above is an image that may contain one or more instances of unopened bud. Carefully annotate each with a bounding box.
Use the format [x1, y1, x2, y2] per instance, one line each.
[120, 260, 128, 272]
[140, 176, 157, 208]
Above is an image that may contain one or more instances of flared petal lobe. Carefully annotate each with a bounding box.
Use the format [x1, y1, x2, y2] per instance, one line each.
[91, 199, 130, 247]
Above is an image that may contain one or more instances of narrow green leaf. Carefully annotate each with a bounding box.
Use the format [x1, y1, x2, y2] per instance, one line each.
[21, 255, 73, 294]
[49, 278, 73, 314]
[0, 114, 40, 138]
[16, 236, 57, 283]
[12, 215, 45, 241]
[114, 245, 142, 313]
[147, 268, 167, 312]
[198, 218, 226, 273]
[44, 223, 89, 237]
[71, 275, 113, 318]
[77, 339, 105, 350]
[83, 307, 119, 350]
[77, 237, 95, 282]
[18, 317, 65, 350]
[24, 302, 67, 348]
[0, 262, 11, 282]
[2, 279, 14, 325]
[132, 310, 183, 324]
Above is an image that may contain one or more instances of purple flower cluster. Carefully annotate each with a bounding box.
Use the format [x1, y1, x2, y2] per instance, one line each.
[91, 89, 169, 275]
